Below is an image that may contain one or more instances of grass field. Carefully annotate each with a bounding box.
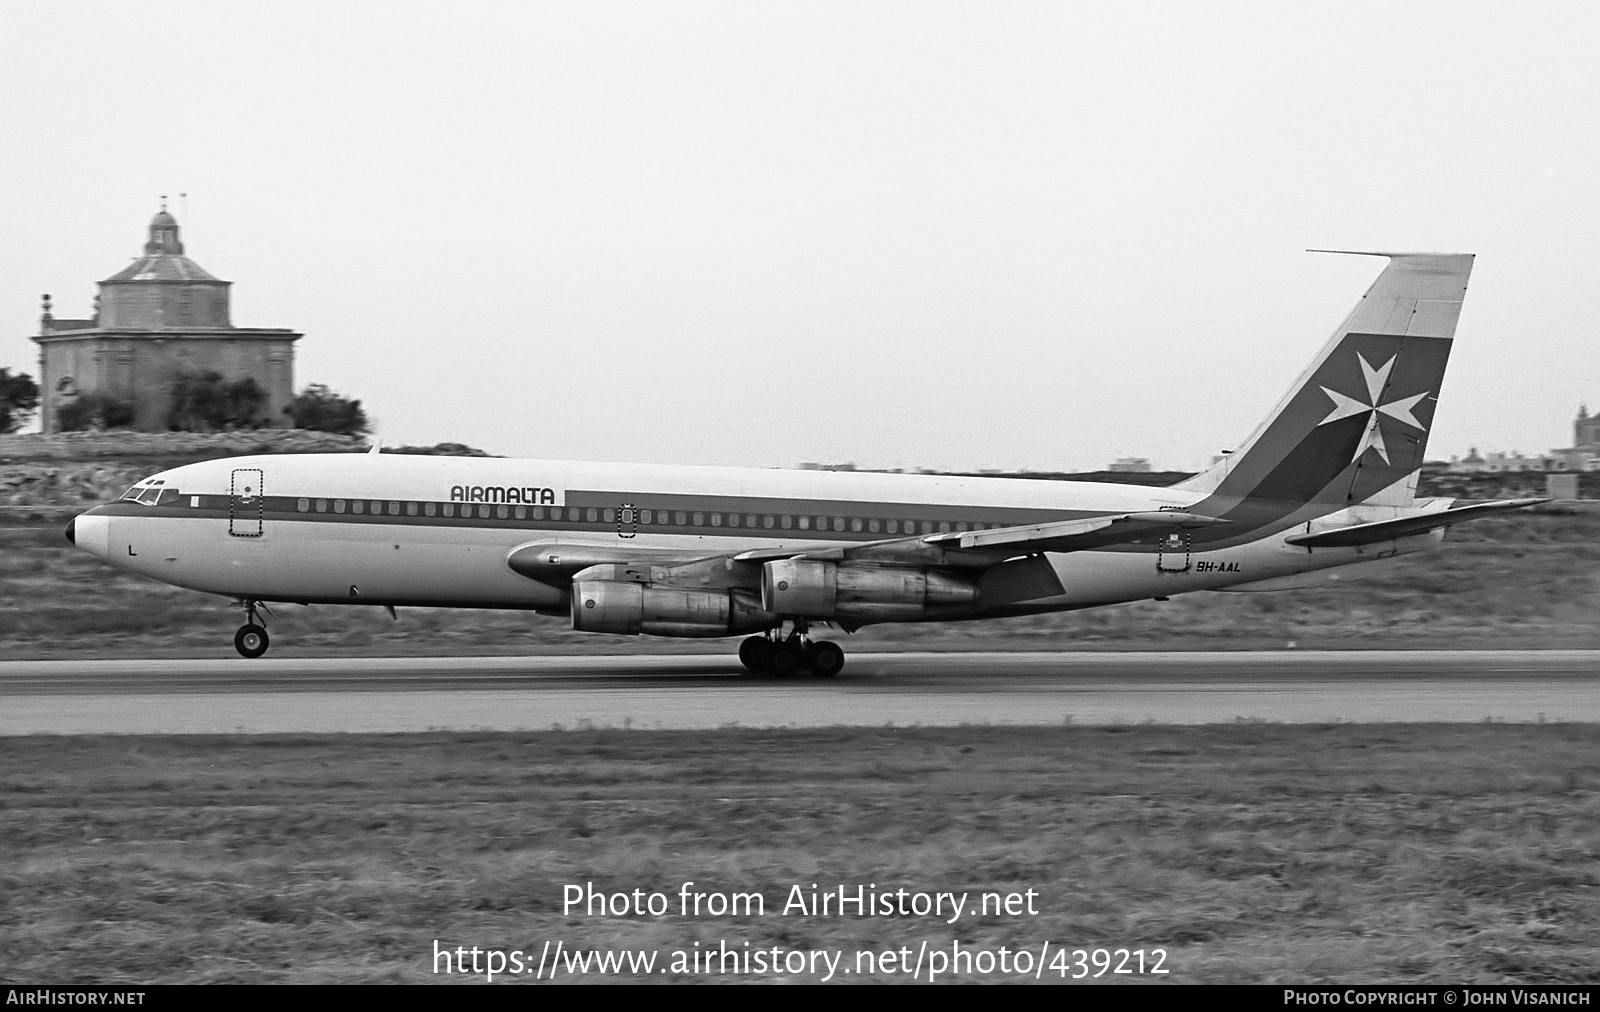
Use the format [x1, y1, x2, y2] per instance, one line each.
[3, 724, 1597, 983]
[4, 511, 1600, 657]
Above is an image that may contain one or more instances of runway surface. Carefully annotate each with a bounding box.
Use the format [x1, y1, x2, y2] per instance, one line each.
[2, 650, 1597, 734]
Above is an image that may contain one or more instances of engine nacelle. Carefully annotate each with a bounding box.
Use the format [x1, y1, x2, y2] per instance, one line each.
[761, 560, 978, 621]
[572, 580, 778, 638]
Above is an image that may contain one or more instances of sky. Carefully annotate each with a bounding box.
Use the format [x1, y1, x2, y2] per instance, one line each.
[2, 1, 1597, 472]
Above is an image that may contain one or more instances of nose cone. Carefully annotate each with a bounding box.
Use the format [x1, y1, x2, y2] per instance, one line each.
[64, 517, 76, 544]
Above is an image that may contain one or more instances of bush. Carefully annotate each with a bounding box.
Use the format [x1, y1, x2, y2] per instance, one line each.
[56, 394, 137, 432]
[284, 384, 369, 437]
[166, 371, 266, 432]
[0, 368, 40, 433]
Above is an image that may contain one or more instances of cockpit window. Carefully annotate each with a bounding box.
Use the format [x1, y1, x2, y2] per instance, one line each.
[120, 480, 176, 506]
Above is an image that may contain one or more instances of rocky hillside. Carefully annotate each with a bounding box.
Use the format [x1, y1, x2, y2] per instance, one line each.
[0, 431, 495, 517]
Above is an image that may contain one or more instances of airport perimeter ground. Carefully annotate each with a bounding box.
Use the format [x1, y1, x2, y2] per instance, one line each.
[4, 506, 1599, 983]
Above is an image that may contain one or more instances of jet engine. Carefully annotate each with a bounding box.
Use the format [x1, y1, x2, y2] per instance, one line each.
[571, 578, 778, 637]
[760, 559, 978, 621]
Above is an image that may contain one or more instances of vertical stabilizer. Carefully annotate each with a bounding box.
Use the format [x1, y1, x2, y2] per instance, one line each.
[1178, 252, 1472, 513]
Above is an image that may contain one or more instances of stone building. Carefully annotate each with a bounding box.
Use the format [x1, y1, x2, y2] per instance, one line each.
[1545, 405, 1600, 472]
[32, 206, 300, 432]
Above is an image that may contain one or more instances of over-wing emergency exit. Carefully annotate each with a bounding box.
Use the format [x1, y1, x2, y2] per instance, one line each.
[66, 252, 1539, 673]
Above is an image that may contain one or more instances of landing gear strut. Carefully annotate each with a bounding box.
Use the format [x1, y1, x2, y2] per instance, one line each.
[234, 600, 269, 659]
[739, 623, 845, 677]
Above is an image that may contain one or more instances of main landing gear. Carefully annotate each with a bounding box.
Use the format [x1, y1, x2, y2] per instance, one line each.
[739, 624, 845, 677]
[234, 600, 270, 659]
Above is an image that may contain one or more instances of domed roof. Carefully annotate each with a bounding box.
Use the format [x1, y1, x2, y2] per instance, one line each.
[100, 206, 225, 284]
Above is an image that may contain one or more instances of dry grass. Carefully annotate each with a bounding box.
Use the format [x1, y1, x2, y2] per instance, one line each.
[3, 725, 1598, 983]
[4, 512, 1600, 657]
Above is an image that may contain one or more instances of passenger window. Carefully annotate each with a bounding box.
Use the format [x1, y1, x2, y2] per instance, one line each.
[689, 512, 701, 526]
[352, 501, 365, 514]
[497, 504, 509, 519]
[297, 498, 309, 512]
[886, 519, 898, 533]
[407, 502, 418, 516]
[765, 515, 776, 529]
[850, 518, 863, 532]
[938, 521, 951, 532]
[424, 502, 436, 516]
[443, 503, 454, 517]
[832, 517, 844, 531]
[480, 505, 491, 518]
[371, 501, 382, 514]
[316, 499, 328, 513]
[515, 505, 525, 519]
[868, 518, 880, 533]
[640, 509, 652, 523]
[746, 514, 757, 527]
[334, 499, 346, 513]
[956, 522, 968, 532]
[585, 508, 597, 522]
[798, 516, 810, 530]
[711, 513, 722, 526]
[675, 511, 687, 525]
[920, 521, 932, 534]
[727, 514, 740, 527]
[532, 506, 544, 520]
[603, 508, 615, 523]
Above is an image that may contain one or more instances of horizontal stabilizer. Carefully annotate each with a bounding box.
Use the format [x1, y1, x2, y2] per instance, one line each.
[1283, 499, 1545, 549]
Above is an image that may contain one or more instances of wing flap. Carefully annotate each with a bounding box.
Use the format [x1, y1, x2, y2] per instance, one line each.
[1283, 498, 1546, 548]
[922, 510, 1230, 554]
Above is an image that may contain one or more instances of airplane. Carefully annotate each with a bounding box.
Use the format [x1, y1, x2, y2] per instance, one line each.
[66, 251, 1541, 673]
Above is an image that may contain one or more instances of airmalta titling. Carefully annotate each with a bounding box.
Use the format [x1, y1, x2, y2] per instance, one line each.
[449, 484, 558, 505]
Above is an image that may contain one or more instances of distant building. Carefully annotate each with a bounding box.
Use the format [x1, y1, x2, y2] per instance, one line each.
[1107, 457, 1152, 473]
[1446, 448, 1561, 474]
[1547, 405, 1600, 472]
[32, 205, 301, 432]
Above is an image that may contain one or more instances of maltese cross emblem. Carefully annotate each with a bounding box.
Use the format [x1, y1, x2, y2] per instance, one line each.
[1318, 353, 1431, 465]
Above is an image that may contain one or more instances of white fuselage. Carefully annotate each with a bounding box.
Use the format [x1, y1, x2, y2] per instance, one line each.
[72, 453, 1439, 625]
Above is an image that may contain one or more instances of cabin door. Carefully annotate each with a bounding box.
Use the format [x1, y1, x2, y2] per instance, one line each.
[229, 468, 265, 538]
[1156, 530, 1190, 573]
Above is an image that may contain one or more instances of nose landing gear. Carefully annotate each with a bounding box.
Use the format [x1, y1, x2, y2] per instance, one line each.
[738, 623, 845, 677]
[234, 600, 270, 659]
